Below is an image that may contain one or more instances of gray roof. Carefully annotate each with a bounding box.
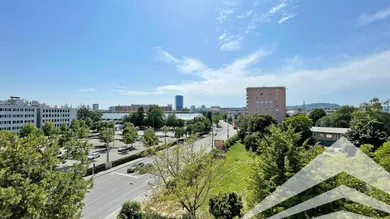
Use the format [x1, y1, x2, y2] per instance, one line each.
[310, 127, 349, 134]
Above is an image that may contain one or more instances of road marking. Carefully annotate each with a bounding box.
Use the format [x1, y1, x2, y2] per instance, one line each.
[102, 191, 148, 219]
[113, 172, 140, 178]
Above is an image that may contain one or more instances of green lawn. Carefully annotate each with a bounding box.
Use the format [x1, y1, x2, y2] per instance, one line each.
[211, 142, 252, 195]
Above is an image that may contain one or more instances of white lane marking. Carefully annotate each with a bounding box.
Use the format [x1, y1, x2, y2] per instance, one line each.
[102, 191, 148, 219]
[113, 172, 140, 178]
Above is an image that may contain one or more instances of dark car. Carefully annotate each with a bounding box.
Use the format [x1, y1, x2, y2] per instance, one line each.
[145, 163, 153, 168]
[127, 162, 145, 173]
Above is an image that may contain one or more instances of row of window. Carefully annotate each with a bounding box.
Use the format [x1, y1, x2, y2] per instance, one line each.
[0, 126, 24, 131]
[0, 108, 35, 112]
[42, 114, 69, 118]
[0, 120, 35, 124]
[42, 119, 70, 123]
[256, 100, 274, 104]
[43, 109, 70, 113]
[313, 133, 341, 139]
[0, 114, 35, 118]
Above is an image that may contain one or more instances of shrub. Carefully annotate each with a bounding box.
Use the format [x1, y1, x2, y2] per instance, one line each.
[117, 201, 142, 219]
[244, 132, 261, 152]
[224, 134, 239, 149]
[209, 192, 243, 219]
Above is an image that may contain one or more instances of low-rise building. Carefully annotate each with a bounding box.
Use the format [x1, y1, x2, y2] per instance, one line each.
[109, 104, 172, 113]
[0, 97, 37, 132]
[0, 96, 77, 132]
[310, 127, 350, 146]
[37, 105, 77, 128]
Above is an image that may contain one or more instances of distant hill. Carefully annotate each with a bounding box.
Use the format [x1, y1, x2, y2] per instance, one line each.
[287, 103, 341, 110]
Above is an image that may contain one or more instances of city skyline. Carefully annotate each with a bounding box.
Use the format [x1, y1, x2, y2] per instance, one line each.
[1, 1, 390, 109]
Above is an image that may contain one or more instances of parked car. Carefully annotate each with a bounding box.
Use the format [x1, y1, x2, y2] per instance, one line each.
[118, 146, 129, 152]
[127, 162, 145, 173]
[136, 136, 142, 141]
[87, 152, 100, 160]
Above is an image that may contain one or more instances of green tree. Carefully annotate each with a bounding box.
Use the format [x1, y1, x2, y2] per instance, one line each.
[42, 120, 59, 137]
[206, 111, 212, 123]
[122, 126, 138, 147]
[166, 113, 177, 127]
[308, 108, 327, 124]
[176, 118, 185, 127]
[117, 201, 142, 219]
[174, 127, 185, 140]
[247, 125, 303, 217]
[142, 128, 158, 147]
[282, 114, 314, 146]
[89, 110, 103, 122]
[146, 105, 166, 129]
[60, 123, 69, 134]
[244, 132, 261, 152]
[99, 128, 115, 148]
[160, 125, 170, 145]
[181, 107, 190, 112]
[77, 104, 91, 120]
[151, 140, 221, 218]
[195, 121, 206, 133]
[0, 130, 92, 219]
[345, 119, 388, 149]
[315, 115, 334, 127]
[331, 105, 357, 128]
[85, 117, 93, 128]
[227, 116, 233, 124]
[209, 192, 243, 219]
[135, 107, 145, 127]
[19, 123, 41, 138]
[212, 114, 221, 127]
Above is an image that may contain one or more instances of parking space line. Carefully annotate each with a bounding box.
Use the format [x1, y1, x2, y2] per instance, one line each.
[113, 172, 140, 178]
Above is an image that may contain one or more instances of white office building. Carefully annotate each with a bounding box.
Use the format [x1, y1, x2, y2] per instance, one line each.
[0, 97, 38, 132]
[0, 96, 77, 133]
[37, 105, 77, 128]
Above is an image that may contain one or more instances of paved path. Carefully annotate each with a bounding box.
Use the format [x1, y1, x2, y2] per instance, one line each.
[81, 121, 236, 219]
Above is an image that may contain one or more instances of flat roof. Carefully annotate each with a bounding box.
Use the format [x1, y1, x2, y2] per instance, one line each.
[102, 113, 204, 120]
[310, 127, 349, 134]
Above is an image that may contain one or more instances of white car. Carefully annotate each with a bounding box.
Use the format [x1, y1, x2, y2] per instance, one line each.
[88, 152, 100, 160]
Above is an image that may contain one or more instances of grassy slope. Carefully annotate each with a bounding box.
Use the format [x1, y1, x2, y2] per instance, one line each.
[198, 142, 252, 217]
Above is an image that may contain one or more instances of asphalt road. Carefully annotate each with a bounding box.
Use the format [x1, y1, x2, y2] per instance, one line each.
[81, 121, 236, 219]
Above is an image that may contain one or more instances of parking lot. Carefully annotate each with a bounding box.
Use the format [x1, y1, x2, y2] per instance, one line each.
[86, 130, 175, 168]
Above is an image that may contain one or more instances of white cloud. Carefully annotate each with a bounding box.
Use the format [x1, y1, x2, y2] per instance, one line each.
[112, 89, 164, 96]
[269, 3, 286, 14]
[143, 48, 390, 105]
[216, 8, 234, 24]
[155, 46, 179, 63]
[278, 13, 297, 24]
[219, 32, 227, 40]
[358, 7, 390, 26]
[78, 88, 97, 92]
[220, 39, 242, 51]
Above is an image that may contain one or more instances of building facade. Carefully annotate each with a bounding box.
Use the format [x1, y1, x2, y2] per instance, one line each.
[246, 86, 286, 122]
[0, 97, 37, 132]
[310, 127, 349, 146]
[37, 106, 77, 128]
[108, 104, 172, 113]
[0, 96, 77, 133]
[92, 103, 99, 111]
[175, 95, 184, 111]
[190, 105, 195, 112]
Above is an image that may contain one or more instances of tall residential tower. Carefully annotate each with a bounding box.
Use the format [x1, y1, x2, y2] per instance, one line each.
[175, 95, 184, 111]
[246, 87, 286, 122]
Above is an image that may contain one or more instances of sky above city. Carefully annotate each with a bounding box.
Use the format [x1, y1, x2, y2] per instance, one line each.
[1, 0, 390, 109]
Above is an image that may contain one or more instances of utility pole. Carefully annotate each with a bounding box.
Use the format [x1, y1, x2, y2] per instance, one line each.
[227, 120, 229, 139]
[106, 137, 110, 162]
[212, 126, 214, 149]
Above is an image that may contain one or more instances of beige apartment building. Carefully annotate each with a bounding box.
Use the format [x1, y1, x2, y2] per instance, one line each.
[246, 86, 286, 122]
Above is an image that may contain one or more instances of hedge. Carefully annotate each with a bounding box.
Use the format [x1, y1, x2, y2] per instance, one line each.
[224, 134, 239, 149]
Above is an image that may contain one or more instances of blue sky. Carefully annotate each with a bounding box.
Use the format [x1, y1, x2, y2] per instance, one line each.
[1, 0, 390, 109]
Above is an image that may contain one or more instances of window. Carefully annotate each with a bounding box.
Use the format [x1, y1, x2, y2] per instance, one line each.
[326, 134, 333, 138]
[260, 93, 263, 95]
[276, 109, 279, 111]
[276, 89, 279, 91]
[270, 101, 273, 103]
[256, 101, 259, 104]
[265, 101, 268, 103]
